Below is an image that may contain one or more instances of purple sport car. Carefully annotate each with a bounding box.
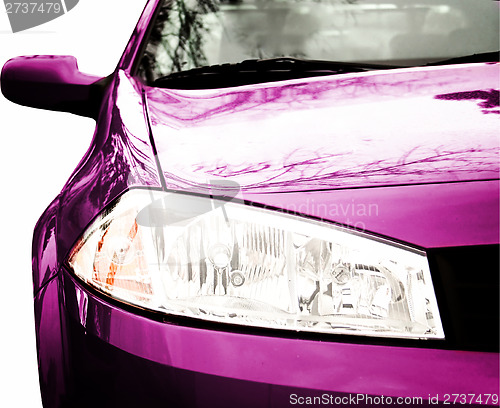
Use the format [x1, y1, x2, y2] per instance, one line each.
[2, 0, 499, 406]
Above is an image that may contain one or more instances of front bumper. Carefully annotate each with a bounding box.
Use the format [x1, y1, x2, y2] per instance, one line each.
[38, 267, 499, 407]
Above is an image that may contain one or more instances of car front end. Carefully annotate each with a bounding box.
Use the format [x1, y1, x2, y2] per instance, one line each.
[3, 0, 499, 406]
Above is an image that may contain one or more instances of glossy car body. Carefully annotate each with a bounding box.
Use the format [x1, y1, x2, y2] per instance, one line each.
[2, 0, 499, 406]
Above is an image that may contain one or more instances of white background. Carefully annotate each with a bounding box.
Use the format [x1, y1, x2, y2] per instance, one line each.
[0, 1, 148, 405]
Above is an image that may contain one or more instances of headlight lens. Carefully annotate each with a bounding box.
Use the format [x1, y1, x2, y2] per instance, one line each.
[68, 189, 444, 340]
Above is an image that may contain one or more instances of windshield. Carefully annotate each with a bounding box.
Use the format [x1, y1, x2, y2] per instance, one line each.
[139, 0, 499, 83]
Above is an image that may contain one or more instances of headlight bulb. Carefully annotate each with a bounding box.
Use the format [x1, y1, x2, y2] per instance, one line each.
[208, 243, 232, 295]
[230, 271, 245, 287]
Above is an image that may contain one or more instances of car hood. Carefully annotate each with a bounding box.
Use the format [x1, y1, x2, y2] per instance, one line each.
[145, 63, 499, 194]
[142, 63, 499, 248]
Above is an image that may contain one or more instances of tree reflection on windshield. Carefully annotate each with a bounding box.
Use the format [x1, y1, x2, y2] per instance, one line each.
[139, 0, 499, 84]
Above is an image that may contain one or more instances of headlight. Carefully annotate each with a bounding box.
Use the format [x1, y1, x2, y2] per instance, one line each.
[68, 189, 444, 340]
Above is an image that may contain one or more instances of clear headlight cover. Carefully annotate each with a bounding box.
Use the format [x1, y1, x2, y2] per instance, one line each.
[68, 189, 444, 340]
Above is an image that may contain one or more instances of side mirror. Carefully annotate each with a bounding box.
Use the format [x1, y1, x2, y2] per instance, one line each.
[1, 55, 110, 119]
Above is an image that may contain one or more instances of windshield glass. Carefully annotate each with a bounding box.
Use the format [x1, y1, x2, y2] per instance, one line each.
[139, 0, 499, 82]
